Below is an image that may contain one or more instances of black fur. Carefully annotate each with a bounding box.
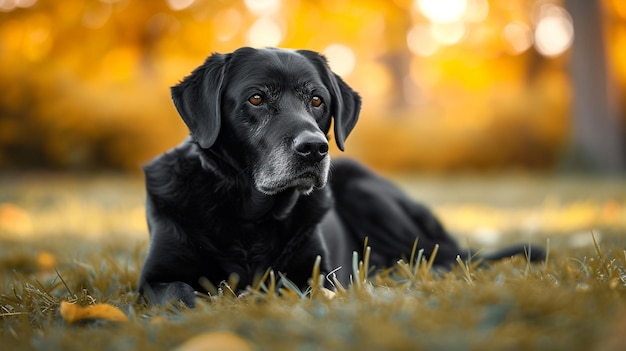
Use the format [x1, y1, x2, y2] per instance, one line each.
[138, 47, 543, 306]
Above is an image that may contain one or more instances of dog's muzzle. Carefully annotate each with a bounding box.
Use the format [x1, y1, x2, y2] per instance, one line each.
[253, 131, 330, 195]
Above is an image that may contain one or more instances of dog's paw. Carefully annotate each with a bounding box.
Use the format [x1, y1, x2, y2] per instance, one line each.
[143, 281, 197, 307]
[163, 281, 197, 307]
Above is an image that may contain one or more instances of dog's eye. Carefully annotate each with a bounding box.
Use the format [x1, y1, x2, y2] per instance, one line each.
[311, 96, 323, 108]
[248, 94, 263, 106]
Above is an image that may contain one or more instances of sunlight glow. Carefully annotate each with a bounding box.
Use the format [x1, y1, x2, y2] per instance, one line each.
[246, 17, 283, 47]
[323, 44, 356, 77]
[534, 5, 574, 57]
[431, 21, 466, 45]
[463, 0, 489, 22]
[0, 0, 38, 12]
[355, 62, 392, 105]
[416, 0, 467, 23]
[502, 22, 533, 55]
[213, 8, 243, 42]
[166, 0, 195, 11]
[613, 0, 626, 20]
[82, 2, 112, 29]
[23, 14, 52, 62]
[244, 0, 281, 15]
[407, 25, 439, 56]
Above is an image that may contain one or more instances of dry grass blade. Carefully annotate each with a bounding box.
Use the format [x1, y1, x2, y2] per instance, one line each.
[409, 238, 419, 270]
[425, 244, 439, 271]
[543, 238, 551, 271]
[360, 246, 371, 284]
[54, 266, 73, 296]
[591, 230, 613, 279]
[456, 255, 473, 284]
[309, 255, 322, 295]
[278, 272, 308, 299]
[408, 238, 423, 278]
[308, 255, 332, 299]
[351, 251, 360, 288]
[267, 270, 276, 296]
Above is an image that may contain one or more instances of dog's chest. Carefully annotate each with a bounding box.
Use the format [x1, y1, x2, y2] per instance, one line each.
[216, 223, 286, 285]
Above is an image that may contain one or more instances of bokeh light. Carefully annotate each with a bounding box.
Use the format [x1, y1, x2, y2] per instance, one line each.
[21, 13, 52, 62]
[244, 0, 281, 15]
[213, 8, 243, 42]
[166, 0, 196, 12]
[323, 44, 356, 77]
[246, 17, 283, 47]
[82, 2, 112, 29]
[0, 0, 37, 12]
[463, 0, 489, 22]
[407, 25, 439, 56]
[416, 0, 467, 23]
[534, 4, 574, 57]
[431, 21, 466, 46]
[502, 22, 533, 55]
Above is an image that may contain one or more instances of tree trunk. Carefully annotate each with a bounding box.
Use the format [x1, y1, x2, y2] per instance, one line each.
[565, 0, 625, 173]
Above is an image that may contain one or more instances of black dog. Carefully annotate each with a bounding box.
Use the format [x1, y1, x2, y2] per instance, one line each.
[138, 47, 543, 306]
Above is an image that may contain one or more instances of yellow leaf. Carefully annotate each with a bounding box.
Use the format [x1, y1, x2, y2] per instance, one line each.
[36, 251, 56, 271]
[174, 332, 254, 351]
[59, 301, 129, 324]
[0, 203, 33, 237]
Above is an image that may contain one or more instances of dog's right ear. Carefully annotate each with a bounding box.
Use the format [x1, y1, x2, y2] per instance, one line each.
[171, 53, 229, 149]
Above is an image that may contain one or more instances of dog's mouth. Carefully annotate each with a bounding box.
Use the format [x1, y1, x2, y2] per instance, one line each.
[255, 166, 329, 195]
[297, 171, 317, 181]
[253, 149, 331, 196]
[257, 173, 325, 195]
[294, 170, 326, 191]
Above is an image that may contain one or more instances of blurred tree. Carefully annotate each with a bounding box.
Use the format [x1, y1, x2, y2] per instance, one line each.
[0, 0, 623, 173]
[565, 0, 625, 173]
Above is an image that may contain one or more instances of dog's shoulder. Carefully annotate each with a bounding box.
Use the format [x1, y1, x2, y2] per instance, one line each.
[143, 138, 210, 200]
[329, 158, 375, 185]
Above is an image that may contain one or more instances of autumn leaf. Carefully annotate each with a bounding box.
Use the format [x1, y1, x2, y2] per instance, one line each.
[174, 332, 254, 351]
[36, 251, 56, 272]
[59, 301, 129, 324]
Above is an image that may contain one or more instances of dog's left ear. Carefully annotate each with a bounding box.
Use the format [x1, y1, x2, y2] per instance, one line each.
[171, 53, 230, 149]
[297, 50, 362, 151]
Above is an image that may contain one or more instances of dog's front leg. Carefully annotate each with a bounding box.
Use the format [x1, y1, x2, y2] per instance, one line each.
[140, 281, 197, 307]
[139, 200, 204, 307]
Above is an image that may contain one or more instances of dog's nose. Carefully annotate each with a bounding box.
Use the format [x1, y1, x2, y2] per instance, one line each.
[293, 131, 329, 163]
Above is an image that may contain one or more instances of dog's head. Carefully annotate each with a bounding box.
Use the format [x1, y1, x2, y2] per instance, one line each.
[171, 47, 361, 195]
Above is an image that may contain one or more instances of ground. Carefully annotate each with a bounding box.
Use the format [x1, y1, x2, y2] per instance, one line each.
[0, 173, 625, 351]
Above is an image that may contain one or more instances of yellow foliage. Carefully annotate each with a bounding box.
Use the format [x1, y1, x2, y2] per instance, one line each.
[0, 1, 622, 171]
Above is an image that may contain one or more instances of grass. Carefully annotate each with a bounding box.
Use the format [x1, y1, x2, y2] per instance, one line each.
[1, 174, 625, 350]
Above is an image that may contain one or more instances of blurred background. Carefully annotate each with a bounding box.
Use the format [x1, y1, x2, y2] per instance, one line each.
[0, 0, 624, 173]
[0, 0, 625, 245]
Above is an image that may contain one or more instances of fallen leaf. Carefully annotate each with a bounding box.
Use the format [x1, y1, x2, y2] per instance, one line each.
[60, 301, 129, 324]
[36, 251, 56, 271]
[0, 203, 33, 236]
[174, 332, 254, 351]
